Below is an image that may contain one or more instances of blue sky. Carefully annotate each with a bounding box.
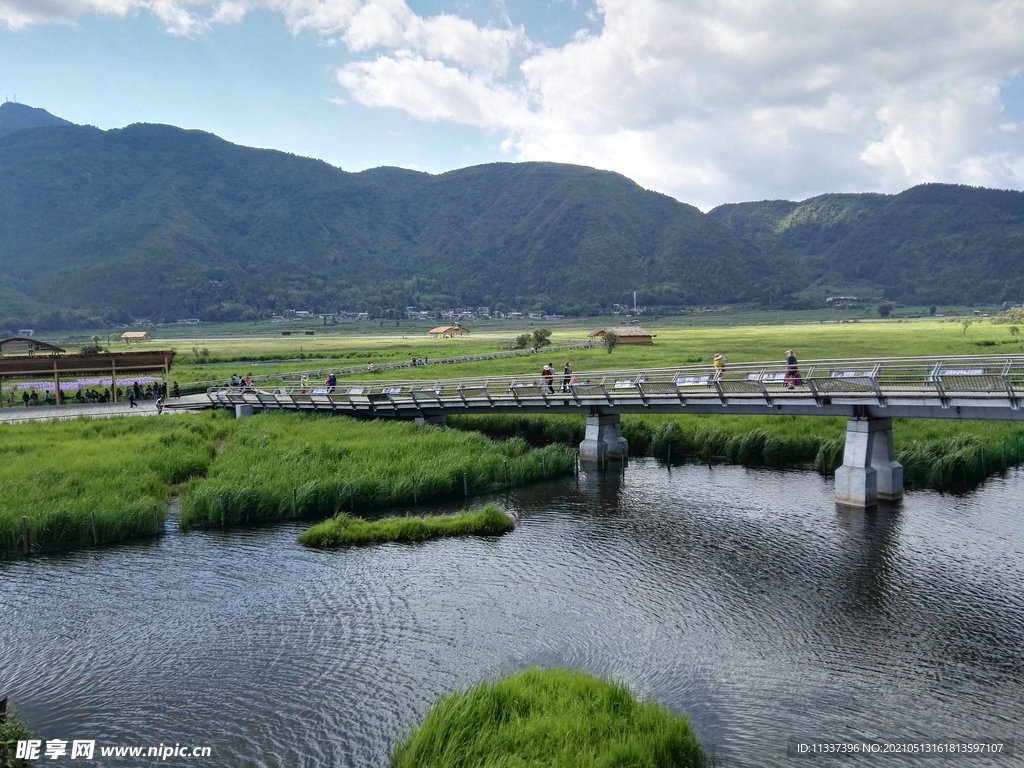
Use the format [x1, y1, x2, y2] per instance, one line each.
[2, 0, 1023, 209]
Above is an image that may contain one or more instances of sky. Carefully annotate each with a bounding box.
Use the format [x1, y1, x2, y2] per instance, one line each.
[2, 0, 1023, 210]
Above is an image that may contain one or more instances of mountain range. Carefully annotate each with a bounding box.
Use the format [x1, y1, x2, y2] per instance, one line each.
[1, 102, 1022, 330]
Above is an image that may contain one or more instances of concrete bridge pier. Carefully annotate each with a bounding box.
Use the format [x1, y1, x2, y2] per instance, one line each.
[579, 413, 628, 465]
[414, 412, 447, 428]
[834, 417, 904, 507]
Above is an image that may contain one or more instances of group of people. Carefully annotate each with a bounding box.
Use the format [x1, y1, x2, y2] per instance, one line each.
[126, 381, 171, 407]
[228, 374, 255, 390]
[10, 380, 179, 407]
[711, 351, 803, 388]
[540, 362, 575, 394]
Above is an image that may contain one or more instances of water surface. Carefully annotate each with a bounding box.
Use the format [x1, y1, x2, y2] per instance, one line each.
[2, 460, 1022, 766]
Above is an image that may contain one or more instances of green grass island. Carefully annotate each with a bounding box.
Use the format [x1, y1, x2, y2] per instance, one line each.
[298, 505, 515, 548]
[391, 667, 710, 768]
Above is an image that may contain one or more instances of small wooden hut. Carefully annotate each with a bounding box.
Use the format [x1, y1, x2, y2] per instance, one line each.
[588, 327, 654, 345]
[428, 325, 470, 338]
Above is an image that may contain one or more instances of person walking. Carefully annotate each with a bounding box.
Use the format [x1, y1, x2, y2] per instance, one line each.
[541, 363, 555, 394]
[561, 362, 573, 392]
[128, 390, 137, 408]
[784, 350, 802, 389]
[156, 396, 165, 414]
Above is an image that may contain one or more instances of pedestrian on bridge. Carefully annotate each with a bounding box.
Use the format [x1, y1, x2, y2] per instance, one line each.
[713, 353, 725, 372]
[784, 350, 802, 389]
[542, 364, 555, 394]
[561, 362, 573, 392]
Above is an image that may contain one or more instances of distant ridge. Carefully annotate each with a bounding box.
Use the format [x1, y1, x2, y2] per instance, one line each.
[0, 113, 767, 328]
[0, 102, 74, 139]
[1, 103, 1023, 330]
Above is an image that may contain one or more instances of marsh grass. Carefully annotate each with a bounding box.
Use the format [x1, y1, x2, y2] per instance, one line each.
[0, 415, 225, 554]
[0, 705, 33, 768]
[391, 667, 710, 768]
[451, 414, 1024, 491]
[298, 504, 514, 548]
[179, 412, 574, 530]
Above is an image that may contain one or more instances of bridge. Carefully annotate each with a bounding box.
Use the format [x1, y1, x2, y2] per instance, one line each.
[195, 354, 1024, 509]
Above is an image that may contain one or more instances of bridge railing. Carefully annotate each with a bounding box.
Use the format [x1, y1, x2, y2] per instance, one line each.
[205, 354, 1024, 409]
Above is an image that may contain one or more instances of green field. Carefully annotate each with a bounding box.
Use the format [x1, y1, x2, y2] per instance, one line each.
[21, 311, 1021, 393]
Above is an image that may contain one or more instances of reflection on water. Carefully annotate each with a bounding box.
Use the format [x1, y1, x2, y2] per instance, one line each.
[2, 460, 1022, 767]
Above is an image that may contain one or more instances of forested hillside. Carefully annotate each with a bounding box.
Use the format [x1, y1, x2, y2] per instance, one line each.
[1, 103, 1023, 330]
[0, 115, 768, 328]
[708, 186, 1024, 306]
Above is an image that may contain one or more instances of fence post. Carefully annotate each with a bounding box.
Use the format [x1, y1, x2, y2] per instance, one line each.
[463, 472, 468, 497]
[22, 516, 28, 555]
[292, 488, 297, 518]
[413, 480, 418, 505]
[349, 484, 354, 511]
[542, 457, 546, 478]
[220, 497, 225, 527]
[667, 444, 671, 466]
[503, 460, 508, 486]
[91, 511, 98, 545]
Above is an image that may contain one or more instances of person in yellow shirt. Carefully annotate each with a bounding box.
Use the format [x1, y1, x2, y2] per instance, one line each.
[713, 353, 725, 372]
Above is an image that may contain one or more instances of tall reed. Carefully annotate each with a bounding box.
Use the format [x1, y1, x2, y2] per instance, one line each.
[391, 667, 710, 768]
[0, 415, 223, 554]
[450, 413, 1024, 490]
[179, 412, 574, 529]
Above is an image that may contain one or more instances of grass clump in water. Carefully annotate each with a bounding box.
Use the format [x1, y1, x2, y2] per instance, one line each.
[1, 704, 35, 768]
[392, 667, 710, 768]
[298, 504, 514, 548]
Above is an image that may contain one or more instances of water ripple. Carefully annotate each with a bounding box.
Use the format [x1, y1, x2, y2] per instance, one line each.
[1, 461, 1022, 766]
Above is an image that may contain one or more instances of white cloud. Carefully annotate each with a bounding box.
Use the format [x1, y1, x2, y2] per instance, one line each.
[0, 0, 204, 33]
[326, 0, 1024, 205]
[338, 53, 531, 127]
[6, 0, 1024, 205]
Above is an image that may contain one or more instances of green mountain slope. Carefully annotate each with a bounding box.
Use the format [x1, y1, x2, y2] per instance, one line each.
[3, 107, 1023, 330]
[0, 102, 74, 139]
[708, 186, 1024, 305]
[0, 120, 769, 327]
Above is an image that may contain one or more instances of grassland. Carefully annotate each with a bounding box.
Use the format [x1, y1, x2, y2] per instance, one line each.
[0, 411, 572, 554]
[299, 505, 515, 548]
[0, 415, 224, 553]
[178, 413, 573, 530]
[30, 312, 1021, 392]
[391, 667, 710, 768]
